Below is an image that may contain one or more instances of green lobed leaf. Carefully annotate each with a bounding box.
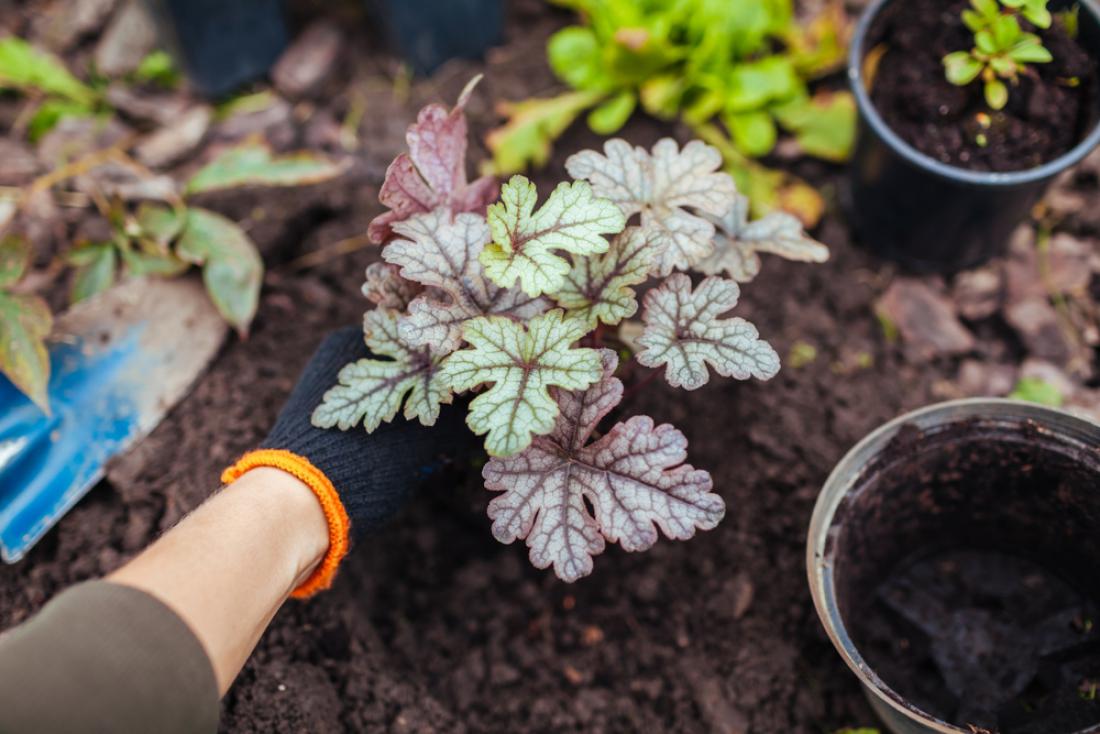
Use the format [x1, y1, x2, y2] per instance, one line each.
[637, 274, 779, 390]
[0, 36, 95, 104]
[440, 309, 603, 457]
[548, 26, 609, 91]
[174, 207, 263, 335]
[480, 176, 626, 297]
[554, 227, 656, 327]
[311, 308, 451, 431]
[725, 109, 777, 157]
[985, 78, 1009, 109]
[185, 141, 345, 195]
[944, 51, 985, 85]
[0, 290, 52, 413]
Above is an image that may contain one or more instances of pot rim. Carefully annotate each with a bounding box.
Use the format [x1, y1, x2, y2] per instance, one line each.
[849, 0, 1100, 187]
[806, 397, 1100, 733]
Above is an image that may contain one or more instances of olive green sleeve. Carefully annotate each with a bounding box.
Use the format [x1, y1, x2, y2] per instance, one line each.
[0, 580, 219, 734]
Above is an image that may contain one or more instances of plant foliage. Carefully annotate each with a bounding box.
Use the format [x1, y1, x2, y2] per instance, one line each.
[943, 0, 1053, 110]
[315, 83, 828, 579]
[485, 0, 855, 223]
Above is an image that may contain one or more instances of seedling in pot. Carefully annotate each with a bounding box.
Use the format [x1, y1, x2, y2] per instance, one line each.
[943, 0, 1054, 110]
[313, 78, 830, 582]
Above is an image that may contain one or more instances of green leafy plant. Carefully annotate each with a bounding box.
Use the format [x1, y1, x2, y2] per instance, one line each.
[0, 139, 345, 410]
[1009, 375, 1064, 406]
[315, 84, 829, 580]
[943, 0, 1053, 110]
[485, 0, 855, 224]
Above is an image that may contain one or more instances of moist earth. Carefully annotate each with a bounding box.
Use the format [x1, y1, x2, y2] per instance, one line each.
[869, 0, 1099, 172]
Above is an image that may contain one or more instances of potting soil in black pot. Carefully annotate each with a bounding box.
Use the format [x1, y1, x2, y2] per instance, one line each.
[848, 0, 1100, 272]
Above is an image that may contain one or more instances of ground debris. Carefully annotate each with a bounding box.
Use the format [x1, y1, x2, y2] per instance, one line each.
[134, 105, 212, 168]
[94, 0, 156, 77]
[272, 20, 344, 99]
[952, 265, 1003, 321]
[876, 277, 975, 359]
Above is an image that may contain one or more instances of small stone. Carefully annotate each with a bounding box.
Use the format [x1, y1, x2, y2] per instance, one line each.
[95, 0, 157, 77]
[876, 278, 975, 359]
[272, 21, 344, 98]
[957, 359, 1017, 397]
[1046, 233, 1094, 295]
[37, 116, 131, 167]
[33, 0, 117, 51]
[135, 106, 212, 168]
[106, 84, 189, 126]
[1019, 358, 1077, 398]
[953, 266, 1003, 321]
[0, 139, 40, 184]
[1005, 297, 1073, 364]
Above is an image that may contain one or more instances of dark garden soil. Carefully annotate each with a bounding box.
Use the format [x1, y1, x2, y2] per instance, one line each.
[869, 0, 1100, 172]
[1, 0, 1099, 732]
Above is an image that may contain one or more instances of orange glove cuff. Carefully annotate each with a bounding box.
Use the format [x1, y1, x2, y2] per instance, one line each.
[220, 449, 350, 599]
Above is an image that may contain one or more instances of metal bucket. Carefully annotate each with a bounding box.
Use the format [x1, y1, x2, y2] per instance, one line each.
[807, 399, 1100, 733]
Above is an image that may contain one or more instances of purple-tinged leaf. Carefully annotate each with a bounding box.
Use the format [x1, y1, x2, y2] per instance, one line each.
[483, 351, 724, 581]
[311, 308, 451, 431]
[565, 138, 736, 276]
[361, 262, 423, 311]
[383, 210, 548, 355]
[637, 274, 779, 390]
[368, 76, 499, 244]
[697, 192, 829, 282]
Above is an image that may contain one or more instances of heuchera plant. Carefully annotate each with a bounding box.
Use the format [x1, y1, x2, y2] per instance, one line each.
[943, 0, 1053, 110]
[313, 79, 828, 581]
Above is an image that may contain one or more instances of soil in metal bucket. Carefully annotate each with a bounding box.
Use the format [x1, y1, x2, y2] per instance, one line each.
[857, 547, 1100, 733]
[867, 0, 1100, 172]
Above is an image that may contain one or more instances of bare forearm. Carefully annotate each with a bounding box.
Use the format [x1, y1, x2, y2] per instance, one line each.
[109, 468, 329, 694]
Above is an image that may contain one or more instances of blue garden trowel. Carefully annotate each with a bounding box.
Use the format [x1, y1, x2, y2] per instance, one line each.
[0, 276, 226, 562]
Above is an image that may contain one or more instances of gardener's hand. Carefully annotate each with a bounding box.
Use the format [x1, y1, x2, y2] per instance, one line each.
[221, 325, 468, 597]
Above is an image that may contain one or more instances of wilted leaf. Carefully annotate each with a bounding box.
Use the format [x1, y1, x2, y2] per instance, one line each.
[119, 246, 189, 277]
[566, 138, 736, 275]
[440, 309, 603, 457]
[361, 262, 423, 311]
[133, 202, 185, 247]
[67, 242, 118, 304]
[175, 207, 262, 335]
[483, 351, 723, 581]
[185, 140, 345, 195]
[697, 192, 828, 282]
[637, 274, 779, 389]
[312, 308, 451, 431]
[368, 76, 499, 244]
[384, 210, 547, 354]
[480, 176, 625, 297]
[485, 90, 605, 175]
[554, 227, 655, 327]
[0, 235, 30, 288]
[0, 290, 52, 413]
[0, 36, 95, 104]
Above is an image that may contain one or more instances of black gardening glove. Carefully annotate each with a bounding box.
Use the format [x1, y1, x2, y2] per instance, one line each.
[221, 326, 469, 595]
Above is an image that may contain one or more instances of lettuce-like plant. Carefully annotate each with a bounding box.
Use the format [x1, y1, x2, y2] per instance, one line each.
[315, 82, 829, 580]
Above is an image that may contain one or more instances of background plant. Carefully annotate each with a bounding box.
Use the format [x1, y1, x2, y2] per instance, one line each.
[0, 36, 345, 412]
[943, 0, 1054, 110]
[485, 0, 855, 225]
[315, 82, 829, 581]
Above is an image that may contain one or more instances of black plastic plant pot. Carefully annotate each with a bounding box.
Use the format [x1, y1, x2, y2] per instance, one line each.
[365, 0, 503, 75]
[846, 0, 1100, 273]
[143, 0, 288, 98]
[808, 400, 1100, 734]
